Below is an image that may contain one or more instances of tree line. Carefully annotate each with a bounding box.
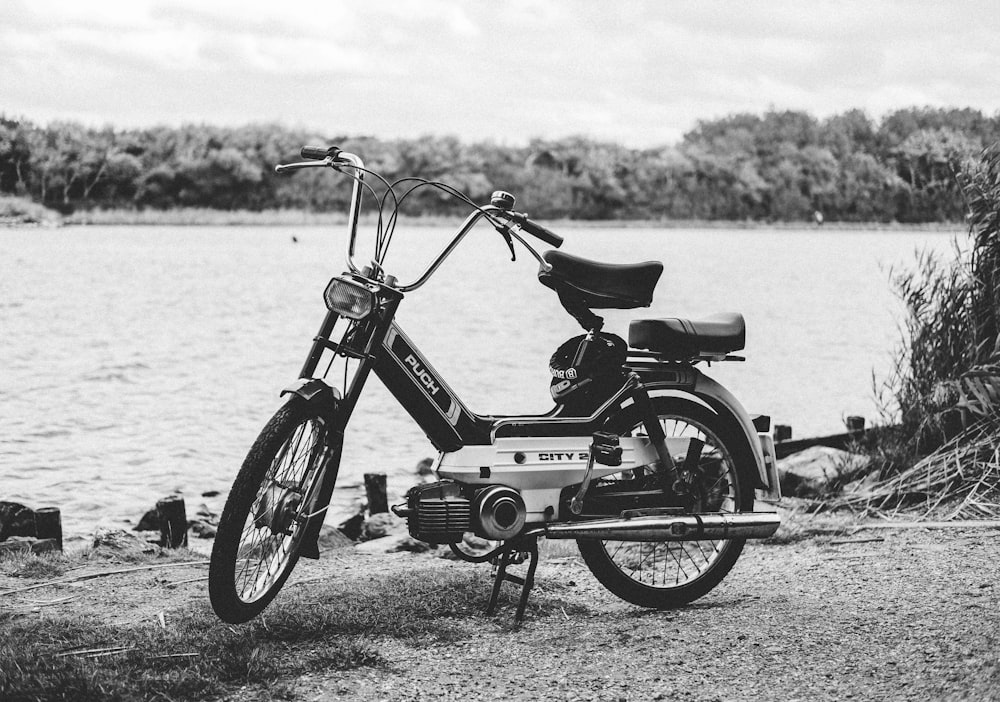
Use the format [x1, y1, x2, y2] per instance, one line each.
[2, 107, 998, 222]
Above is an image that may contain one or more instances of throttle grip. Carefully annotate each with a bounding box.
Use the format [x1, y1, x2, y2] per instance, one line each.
[300, 145, 341, 160]
[519, 218, 564, 248]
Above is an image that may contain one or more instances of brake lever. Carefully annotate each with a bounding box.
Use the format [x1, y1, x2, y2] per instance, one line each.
[494, 224, 517, 262]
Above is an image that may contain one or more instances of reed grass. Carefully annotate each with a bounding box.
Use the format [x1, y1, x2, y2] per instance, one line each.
[846, 145, 1000, 516]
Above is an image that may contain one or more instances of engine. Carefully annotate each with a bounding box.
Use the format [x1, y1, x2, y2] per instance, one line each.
[403, 480, 526, 543]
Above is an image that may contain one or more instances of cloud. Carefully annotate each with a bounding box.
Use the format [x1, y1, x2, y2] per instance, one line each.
[1, 0, 998, 146]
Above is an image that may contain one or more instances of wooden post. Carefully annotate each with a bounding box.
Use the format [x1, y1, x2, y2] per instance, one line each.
[156, 495, 188, 548]
[364, 473, 388, 515]
[774, 424, 792, 443]
[34, 507, 63, 552]
[846, 416, 866, 435]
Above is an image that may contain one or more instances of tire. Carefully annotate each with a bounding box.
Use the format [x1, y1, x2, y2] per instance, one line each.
[209, 397, 337, 623]
[577, 396, 755, 609]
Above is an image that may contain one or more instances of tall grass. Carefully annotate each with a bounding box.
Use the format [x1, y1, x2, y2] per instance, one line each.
[845, 145, 1000, 516]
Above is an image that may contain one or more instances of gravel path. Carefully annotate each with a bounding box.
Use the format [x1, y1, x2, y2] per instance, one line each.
[288, 526, 1000, 702]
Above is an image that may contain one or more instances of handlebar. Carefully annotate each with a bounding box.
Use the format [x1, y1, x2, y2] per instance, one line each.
[507, 212, 563, 248]
[274, 147, 563, 290]
[300, 145, 341, 160]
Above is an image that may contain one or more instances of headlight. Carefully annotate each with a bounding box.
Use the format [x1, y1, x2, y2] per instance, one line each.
[323, 278, 375, 319]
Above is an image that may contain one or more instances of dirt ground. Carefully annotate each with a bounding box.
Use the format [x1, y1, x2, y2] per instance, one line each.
[3, 519, 1000, 702]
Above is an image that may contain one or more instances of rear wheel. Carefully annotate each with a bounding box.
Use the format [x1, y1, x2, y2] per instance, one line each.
[577, 397, 755, 608]
[209, 398, 337, 623]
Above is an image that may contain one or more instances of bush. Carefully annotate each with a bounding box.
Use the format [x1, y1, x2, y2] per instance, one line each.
[0, 194, 60, 225]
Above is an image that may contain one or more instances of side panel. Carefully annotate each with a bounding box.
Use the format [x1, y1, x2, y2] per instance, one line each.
[373, 322, 491, 452]
[437, 437, 662, 520]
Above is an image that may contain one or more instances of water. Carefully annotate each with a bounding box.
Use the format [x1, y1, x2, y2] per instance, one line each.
[0, 224, 955, 539]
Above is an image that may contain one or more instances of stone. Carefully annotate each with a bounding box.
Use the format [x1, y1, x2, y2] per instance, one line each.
[338, 511, 365, 541]
[777, 446, 870, 497]
[0, 501, 36, 541]
[354, 533, 436, 554]
[317, 525, 355, 551]
[194, 503, 217, 521]
[188, 520, 217, 538]
[416, 457, 435, 481]
[92, 527, 156, 553]
[359, 512, 403, 542]
[134, 508, 160, 532]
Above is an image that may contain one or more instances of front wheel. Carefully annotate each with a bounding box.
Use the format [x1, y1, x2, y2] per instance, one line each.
[577, 397, 755, 608]
[209, 397, 339, 623]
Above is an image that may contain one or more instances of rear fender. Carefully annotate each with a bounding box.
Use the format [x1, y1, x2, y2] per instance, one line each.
[637, 368, 770, 490]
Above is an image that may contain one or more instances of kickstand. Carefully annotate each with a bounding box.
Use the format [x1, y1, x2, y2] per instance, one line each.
[486, 536, 539, 623]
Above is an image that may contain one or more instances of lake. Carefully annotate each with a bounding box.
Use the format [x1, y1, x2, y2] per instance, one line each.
[1, 224, 956, 540]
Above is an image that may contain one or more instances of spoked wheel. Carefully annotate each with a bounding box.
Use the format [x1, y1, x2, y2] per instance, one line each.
[577, 397, 755, 608]
[209, 397, 337, 623]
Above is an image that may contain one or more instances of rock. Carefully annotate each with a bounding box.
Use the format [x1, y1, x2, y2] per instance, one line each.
[0, 501, 36, 541]
[194, 503, 217, 521]
[188, 520, 217, 538]
[439, 533, 494, 560]
[460, 533, 492, 554]
[359, 512, 403, 542]
[92, 527, 157, 553]
[354, 533, 436, 554]
[134, 508, 160, 532]
[777, 446, 869, 497]
[416, 457, 435, 482]
[201, 490, 221, 497]
[317, 525, 355, 551]
[338, 511, 365, 541]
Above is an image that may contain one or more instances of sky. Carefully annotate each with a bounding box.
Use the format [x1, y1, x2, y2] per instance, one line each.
[2, 0, 999, 147]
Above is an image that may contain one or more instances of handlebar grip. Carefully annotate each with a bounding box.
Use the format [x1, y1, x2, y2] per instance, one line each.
[519, 218, 563, 248]
[300, 145, 341, 160]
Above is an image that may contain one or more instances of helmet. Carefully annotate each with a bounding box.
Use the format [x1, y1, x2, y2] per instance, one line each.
[549, 333, 627, 409]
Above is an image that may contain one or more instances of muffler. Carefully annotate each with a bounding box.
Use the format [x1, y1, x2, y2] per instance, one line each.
[541, 511, 779, 541]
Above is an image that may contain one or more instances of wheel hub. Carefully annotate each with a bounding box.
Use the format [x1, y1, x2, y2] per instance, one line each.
[253, 485, 302, 535]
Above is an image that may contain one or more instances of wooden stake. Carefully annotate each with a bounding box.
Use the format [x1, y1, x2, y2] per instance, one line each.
[34, 507, 63, 551]
[364, 473, 388, 515]
[156, 496, 188, 548]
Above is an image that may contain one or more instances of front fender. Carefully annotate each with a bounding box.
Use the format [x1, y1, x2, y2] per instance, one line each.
[280, 378, 344, 559]
[637, 368, 769, 491]
[280, 378, 341, 421]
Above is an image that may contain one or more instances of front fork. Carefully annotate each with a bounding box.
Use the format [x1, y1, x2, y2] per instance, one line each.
[285, 302, 397, 558]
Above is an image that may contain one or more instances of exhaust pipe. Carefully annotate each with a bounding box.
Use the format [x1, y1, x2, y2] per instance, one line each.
[541, 512, 780, 542]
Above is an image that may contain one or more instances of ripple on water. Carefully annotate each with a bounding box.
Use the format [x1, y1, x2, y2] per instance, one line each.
[0, 225, 955, 537]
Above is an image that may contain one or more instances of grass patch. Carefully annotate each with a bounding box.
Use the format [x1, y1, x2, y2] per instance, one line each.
[0, 551, 74, 580]
[1, 558, 586, 701]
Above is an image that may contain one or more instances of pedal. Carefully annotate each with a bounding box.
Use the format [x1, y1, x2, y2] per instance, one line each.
[591, 431, 622, 467]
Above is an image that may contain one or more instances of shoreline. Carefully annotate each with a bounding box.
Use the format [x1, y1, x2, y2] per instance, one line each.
[3, 207, 967, 231]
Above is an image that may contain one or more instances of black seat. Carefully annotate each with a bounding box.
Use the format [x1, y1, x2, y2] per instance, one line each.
[539, 250, 663, 309]
[629, 313, 745, 359]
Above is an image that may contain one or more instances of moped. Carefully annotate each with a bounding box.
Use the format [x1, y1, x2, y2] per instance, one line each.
[208, 146, 782, 624]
